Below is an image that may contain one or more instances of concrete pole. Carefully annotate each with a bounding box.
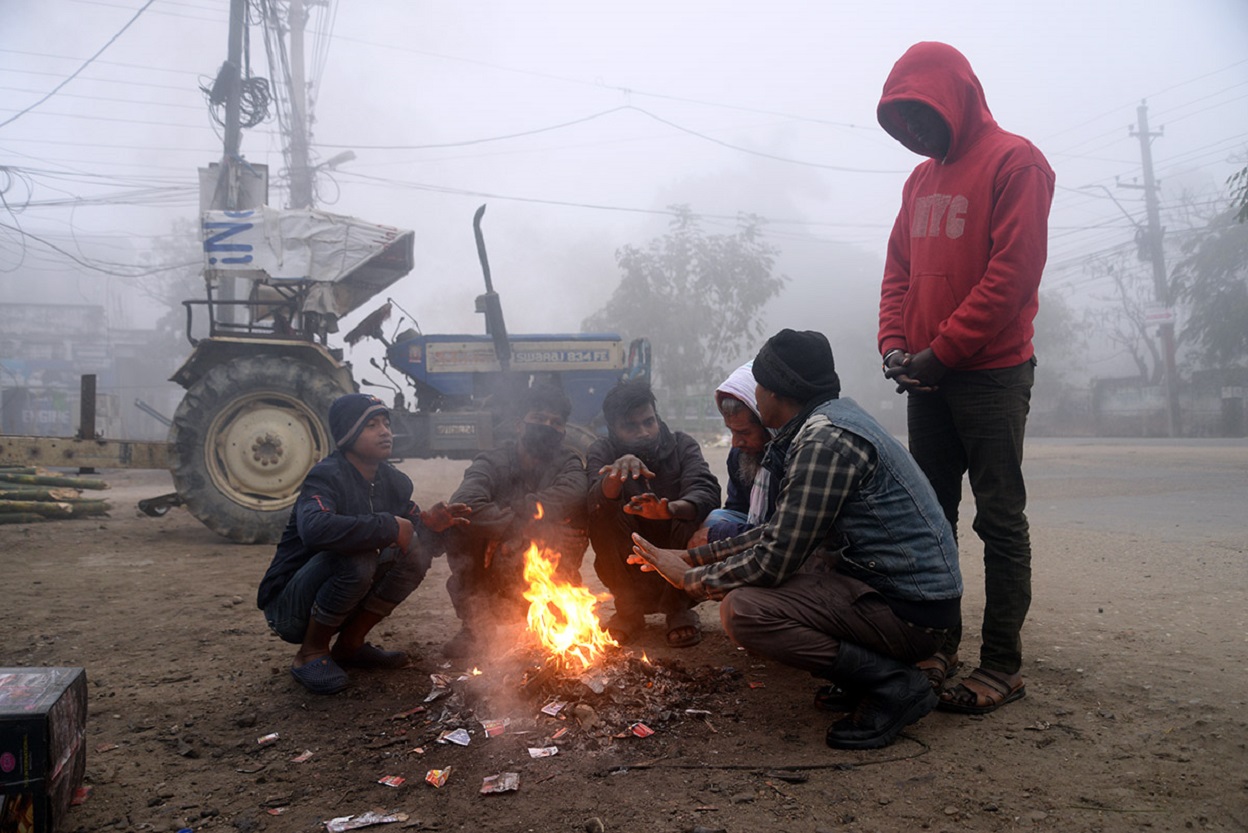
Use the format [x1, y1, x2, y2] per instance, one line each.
[288, 0, 315, 209]
[1133, 100, 1182, 437]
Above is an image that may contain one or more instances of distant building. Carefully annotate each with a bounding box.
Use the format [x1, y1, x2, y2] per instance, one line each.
[0, 303, 184, 440]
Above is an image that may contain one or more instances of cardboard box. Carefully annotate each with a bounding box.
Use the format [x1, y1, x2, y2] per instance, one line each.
[0, 668, 87, 833]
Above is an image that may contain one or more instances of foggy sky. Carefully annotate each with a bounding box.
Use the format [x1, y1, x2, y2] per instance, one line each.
[2, 0, 1246, 388]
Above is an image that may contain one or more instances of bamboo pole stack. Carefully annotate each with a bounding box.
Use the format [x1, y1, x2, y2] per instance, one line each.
[0, 467, 111, 524]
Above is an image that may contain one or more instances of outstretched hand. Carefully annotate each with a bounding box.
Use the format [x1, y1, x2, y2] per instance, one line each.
[421, 501, 472, 533]
[627, 533, 692, 589]
[598, 453, 655, 500]
[624, 492, 672, 520]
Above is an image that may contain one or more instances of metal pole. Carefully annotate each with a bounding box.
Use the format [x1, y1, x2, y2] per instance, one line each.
[1134, 101, 1181, 436]
[77, 374, 97, 474]
[210, 0, 249, 326]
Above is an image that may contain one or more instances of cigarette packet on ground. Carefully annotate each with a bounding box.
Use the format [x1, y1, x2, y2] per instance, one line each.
[540, 699, 567, 716]
[425, 767, 453, 788]
[480, 771, 521, 794]
[438, 728, 471, 745]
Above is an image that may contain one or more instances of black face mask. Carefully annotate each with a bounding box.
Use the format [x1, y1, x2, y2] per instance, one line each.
[521, 422, 564, 457]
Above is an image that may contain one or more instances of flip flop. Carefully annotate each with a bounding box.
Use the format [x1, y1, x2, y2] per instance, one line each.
[334, 642, 409, 669]
[665, 609, 702, 648]
[290, 656, 349, 695]
[604, 612, 644, 645]
[937, 667, 1025, 714]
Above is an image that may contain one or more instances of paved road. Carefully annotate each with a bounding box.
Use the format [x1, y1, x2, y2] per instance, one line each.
[1022, 438, 1247, 543]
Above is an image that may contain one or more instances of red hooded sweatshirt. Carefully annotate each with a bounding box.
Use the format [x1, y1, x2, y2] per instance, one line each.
[877, 42, 1055, 371]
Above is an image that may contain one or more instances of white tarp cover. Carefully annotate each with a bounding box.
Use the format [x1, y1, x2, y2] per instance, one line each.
[201, 207, 413, 316]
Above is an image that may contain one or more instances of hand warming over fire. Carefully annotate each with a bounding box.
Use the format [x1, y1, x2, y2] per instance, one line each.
[598, 454, 655, 499]
[624, 492, 672, 520]
[420, 501, 472, 532]
[628, 533, 693, 589]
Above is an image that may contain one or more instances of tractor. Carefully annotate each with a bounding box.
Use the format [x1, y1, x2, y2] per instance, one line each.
[158, 204, 647, 543]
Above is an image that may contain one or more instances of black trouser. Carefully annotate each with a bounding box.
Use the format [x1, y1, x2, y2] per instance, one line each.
[589, 509, 699, 618]
[907, 359, 1034, 674]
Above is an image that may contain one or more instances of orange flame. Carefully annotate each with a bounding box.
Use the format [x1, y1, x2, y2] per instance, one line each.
[523, 505, 617, 670]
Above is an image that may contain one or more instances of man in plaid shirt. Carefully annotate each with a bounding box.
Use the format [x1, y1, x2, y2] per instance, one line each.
[630, 329, 962, 749]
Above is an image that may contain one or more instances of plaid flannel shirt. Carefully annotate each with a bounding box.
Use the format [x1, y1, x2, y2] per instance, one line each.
[682, 413, 875, 600]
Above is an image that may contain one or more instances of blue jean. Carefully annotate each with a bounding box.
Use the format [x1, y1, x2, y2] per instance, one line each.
[263, 545, 433, 644]
[906, 359, 1034, 674]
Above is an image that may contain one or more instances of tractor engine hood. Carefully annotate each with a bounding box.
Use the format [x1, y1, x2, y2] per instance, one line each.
[201, 207, 415, 318]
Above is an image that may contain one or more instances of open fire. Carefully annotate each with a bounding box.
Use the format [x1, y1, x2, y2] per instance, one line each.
[521, 503, 617, 670]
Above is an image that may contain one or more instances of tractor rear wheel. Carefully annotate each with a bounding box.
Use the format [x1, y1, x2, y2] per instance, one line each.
[169, 356, 350, 544]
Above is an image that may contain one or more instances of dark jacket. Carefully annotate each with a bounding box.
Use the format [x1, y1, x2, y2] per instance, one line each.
[256, 452, 420, 609]
[449, 442, 588, 543]
[586, 423, 721, 524]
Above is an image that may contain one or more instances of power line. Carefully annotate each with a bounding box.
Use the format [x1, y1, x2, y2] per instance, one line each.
[319, 105, 907, 174]
[0, 0, 158, 130]
[0, 220, 197, 277]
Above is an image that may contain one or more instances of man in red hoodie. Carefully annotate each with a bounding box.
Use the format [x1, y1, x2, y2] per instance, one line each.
[876, 42, 1055, 715]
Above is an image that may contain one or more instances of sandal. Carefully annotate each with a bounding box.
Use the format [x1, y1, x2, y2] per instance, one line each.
[916, 651, 960, 691]
[604, 612, 644, 645]
[290, 656, 349, 695]
[937, 667, 1025, 714]
[665, 609, 702, 648]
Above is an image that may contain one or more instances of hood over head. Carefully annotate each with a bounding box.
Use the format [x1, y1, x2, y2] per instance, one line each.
[877, 41, 997, 162]
[715, 362, 761, 422]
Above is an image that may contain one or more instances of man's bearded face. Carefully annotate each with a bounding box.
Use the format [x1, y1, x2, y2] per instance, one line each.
[736, 449, 763, 484]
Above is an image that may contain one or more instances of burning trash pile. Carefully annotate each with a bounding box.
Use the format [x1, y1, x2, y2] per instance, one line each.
[412, 530, 745, 754]
[311, 513, 745, 817]
[349, 525, 745, 799]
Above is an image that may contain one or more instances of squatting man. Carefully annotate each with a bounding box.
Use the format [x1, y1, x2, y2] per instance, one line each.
[256, 393, 471, 695]
[629, 329, 963, 749]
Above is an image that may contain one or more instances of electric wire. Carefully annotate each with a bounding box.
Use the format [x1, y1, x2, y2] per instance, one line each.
[0, 1, 158, 130]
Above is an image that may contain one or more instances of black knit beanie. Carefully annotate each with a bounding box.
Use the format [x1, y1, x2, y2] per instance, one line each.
[752, 329, 841, 403]
[329, 393, 389, 451]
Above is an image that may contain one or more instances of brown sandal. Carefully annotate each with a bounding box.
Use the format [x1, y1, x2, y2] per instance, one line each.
[937, 667, 1025, 714]
[916, 651, 960, 691]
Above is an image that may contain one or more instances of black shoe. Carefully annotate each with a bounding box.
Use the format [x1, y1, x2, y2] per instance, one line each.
[813, 683, 859, 713]
[824, 643, 938, 750]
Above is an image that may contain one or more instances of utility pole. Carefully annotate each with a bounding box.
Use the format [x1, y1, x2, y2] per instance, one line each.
[215, 0, 247, 212]
[207, 0, 249, 325]
[287, 0, 315, 209]
[1128, 100, 1181, 437]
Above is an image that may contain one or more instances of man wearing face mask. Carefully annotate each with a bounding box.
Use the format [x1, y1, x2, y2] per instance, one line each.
[587, 379, 721, 648]
[441, 383, 589, 659]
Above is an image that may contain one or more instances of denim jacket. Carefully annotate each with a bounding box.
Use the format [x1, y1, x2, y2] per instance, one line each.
[811, 397, 962, 603]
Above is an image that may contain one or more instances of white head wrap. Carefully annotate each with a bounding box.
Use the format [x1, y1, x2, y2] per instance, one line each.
[715, 362, 761, 421]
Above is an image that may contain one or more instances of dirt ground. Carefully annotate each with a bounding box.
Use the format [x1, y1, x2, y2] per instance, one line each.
[4, 440, 1247, 833]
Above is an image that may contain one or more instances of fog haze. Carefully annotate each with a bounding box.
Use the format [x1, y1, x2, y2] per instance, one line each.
[2, 0, 1246, 430]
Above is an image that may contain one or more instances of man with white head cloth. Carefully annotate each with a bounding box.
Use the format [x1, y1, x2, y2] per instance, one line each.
[691, 362, 781, 547]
